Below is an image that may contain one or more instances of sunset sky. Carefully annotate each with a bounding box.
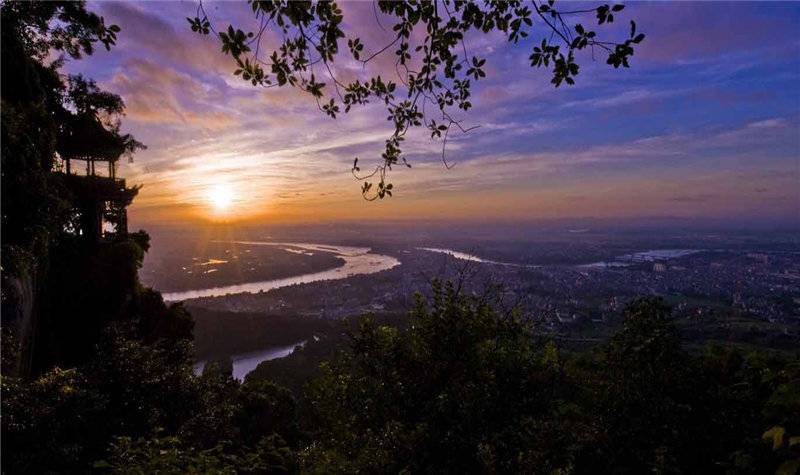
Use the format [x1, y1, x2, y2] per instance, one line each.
[68, 1, 800, 226]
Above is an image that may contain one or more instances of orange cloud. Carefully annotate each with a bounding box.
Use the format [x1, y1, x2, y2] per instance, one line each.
[108, 58, 237, 130]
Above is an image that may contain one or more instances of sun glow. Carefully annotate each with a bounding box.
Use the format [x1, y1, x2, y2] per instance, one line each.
[208, 183, 234, 213]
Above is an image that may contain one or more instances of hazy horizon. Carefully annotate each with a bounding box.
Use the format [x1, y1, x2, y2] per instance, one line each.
[133, 214, 800, 236]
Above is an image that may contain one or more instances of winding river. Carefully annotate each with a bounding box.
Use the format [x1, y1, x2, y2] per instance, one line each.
[171, 244, 703, 380]
[162, 242, 401, 302]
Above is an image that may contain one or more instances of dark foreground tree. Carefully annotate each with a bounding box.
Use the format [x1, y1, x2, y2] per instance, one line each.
[4, 277, 797, 473]
[2, 2, 197, 469]
[2, 329, 300, 473]
[0, 0, 152, 375]
[299, 289, 800, 474]
[303, 280, 557, 472]
[189, 0, 646, 199]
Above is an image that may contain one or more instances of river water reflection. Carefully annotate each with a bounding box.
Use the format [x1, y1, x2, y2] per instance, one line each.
[163, 242, 401, 301]
[194, 341, 306, 381]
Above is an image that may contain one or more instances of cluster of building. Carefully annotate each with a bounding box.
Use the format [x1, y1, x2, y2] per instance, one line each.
[187, 246, 800, 347]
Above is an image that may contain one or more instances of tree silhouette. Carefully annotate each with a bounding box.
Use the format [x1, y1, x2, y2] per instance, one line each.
[189, 0, 645, 199]
[0, 1, 179, 376]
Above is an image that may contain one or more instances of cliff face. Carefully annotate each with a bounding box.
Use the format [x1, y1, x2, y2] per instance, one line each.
[28, 235, 140, 373]
[1, 249, 41, 377]
[1, 226, 148, 376]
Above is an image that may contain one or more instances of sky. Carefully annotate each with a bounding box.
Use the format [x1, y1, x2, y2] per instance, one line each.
[67, 1, 800, 226]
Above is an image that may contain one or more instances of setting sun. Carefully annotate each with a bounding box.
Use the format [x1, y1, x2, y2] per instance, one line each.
[208, 183, 234, 212]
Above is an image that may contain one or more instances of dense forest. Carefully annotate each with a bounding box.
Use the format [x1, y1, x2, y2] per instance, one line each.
[1, 2, 798, 474]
